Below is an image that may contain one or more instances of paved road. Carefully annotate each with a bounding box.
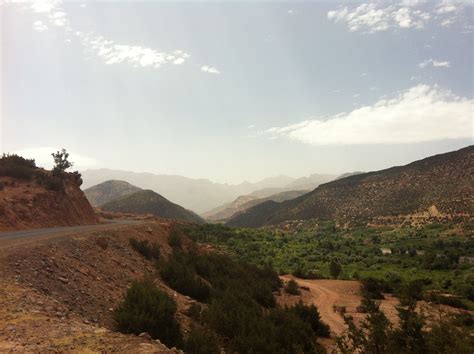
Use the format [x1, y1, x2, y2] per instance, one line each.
[0, 220, 143, 242]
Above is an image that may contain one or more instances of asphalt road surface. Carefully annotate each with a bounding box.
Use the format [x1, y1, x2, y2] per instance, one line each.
[0, 220, 142, 242]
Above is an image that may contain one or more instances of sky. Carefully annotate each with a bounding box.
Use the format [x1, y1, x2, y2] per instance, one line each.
[1, 0, 473, 184]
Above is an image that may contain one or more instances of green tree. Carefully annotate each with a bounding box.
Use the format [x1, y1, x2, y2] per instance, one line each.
[51, 148, 73, 177]
[329, 260, 342, 279]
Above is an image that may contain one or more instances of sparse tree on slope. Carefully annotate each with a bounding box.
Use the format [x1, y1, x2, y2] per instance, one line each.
[52, 148, 73, 177]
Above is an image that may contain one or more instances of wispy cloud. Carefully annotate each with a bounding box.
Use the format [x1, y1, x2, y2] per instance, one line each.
[2, 0, 214, 73]
[266, 84, 473, 145]
[201, 65, 220, 74]
[33, 20, 48, 32]
[327, 1, 470, 34]
[80, 34, 190, 69]
[419, 58, 451, 68]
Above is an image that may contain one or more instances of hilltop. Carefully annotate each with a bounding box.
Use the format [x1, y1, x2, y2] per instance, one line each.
[0, 154, 98, 231]
[227, 146, 474, 228]
[84, 180, 142, 207]
[101, 190, 204, 224]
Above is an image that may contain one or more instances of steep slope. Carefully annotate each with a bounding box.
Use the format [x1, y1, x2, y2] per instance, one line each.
[227, 146, 474, 228]
[84, 180, 142, 207]
[101, 190, 204, 223]
[81, 170, 295, 214]
[204, 190, 308, 222]
[0, 155, 98, 231]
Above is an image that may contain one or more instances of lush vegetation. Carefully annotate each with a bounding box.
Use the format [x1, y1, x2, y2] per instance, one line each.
[118, 233, 330, 353]
[188, 221, 474, 309]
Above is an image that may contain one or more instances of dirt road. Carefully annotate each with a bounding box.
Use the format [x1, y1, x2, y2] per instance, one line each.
[0, 220, 144, 253]
[280, 275, 400, 335]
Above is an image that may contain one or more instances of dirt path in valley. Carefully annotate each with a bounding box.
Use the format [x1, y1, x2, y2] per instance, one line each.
[280, 275, 400, 336]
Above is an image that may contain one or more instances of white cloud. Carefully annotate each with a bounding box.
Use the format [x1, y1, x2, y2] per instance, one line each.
[266, 84, 473, 145]
[33, 20, 48, 32]
[201, 65, 220, 74]
[2, 0, 210, 74]
[327, 1, 468, 33]
[30, 0, 61, 14]
[12, 147, 99, 170]
[419, 58, 451, 68]
[288, 9, 297, 15]
[80, 34, 190, 69]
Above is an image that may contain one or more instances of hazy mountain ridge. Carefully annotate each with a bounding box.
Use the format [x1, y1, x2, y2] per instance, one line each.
[227, 146, 474, 228]
[81, 169, 299, 214]
[101, 189, 204, 224]
[204, 189, 309, 222]
[84, 180, 142, 207]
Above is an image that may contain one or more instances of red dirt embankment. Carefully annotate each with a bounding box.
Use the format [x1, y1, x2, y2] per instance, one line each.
[0, 174, 98, 231]
[0, 221, 189, 352]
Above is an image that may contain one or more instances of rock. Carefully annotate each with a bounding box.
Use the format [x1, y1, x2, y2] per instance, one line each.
[94, 328, 108, 334]
[58, 276, 69, 284]
[138, 332, 151, 340]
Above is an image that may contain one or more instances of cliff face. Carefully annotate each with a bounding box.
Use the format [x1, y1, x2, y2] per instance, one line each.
[0, 173, 98, 231]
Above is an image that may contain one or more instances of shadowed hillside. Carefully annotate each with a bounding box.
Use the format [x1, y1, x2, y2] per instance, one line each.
[227, 146, 474, 228]
[84, 180, 142, 207]
[101, 190, 204, 224]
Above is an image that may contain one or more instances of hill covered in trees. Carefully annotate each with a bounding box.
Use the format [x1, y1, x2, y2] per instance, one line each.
[227, 146, 474, 228]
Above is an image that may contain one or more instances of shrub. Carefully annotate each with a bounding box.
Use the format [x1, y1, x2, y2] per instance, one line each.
[159, 253, 210, 302]
[184, 327, 220, 354]
[186, 303, 203, 321]
[0, 181, 5, 191]
[95, 237, 109, 250]
[168, 229, 182, 249]
[129, 238, 161, 261]
[425, 292, 468, 310]
[0, 154, 37, 180]
[114, 279, 182, 348]
[361, 278, 385, 300]
[329, 260, 342, 279]
[285, 279, 301, 295]
[288, 301, 330, 337]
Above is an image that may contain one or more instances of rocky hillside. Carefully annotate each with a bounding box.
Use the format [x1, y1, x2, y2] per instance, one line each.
[227, 146, 474, 228]
[204, 190, 308, 222]
[0, 155, 98, 231]
[101, 190, 204, 224]
[84, 180, 142, 207]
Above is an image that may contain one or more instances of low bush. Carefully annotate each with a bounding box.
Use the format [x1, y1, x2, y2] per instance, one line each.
[159, 253, 210, 302]
[0, 154, 37, 180]
[186, 303, 203, 321]
[425, 292, 468, 310]
[285, 279, 300, 295]
[168, 229, 182, 249]
[114, 279, 182, 348]
[129, 238, 161, 261]
[0, 181, 5, 191]
[288, 301, 330, 337]
[184, 327, 220, 354]
[95, 237, 109, 250]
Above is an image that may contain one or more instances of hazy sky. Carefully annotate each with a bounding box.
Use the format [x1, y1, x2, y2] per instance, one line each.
[1, 0, 473, 184]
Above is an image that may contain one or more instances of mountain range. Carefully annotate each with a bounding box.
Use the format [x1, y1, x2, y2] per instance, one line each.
[203, 189, 308, 222]
[81, 169, 337, 214]
[227, 146, 474, 228]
